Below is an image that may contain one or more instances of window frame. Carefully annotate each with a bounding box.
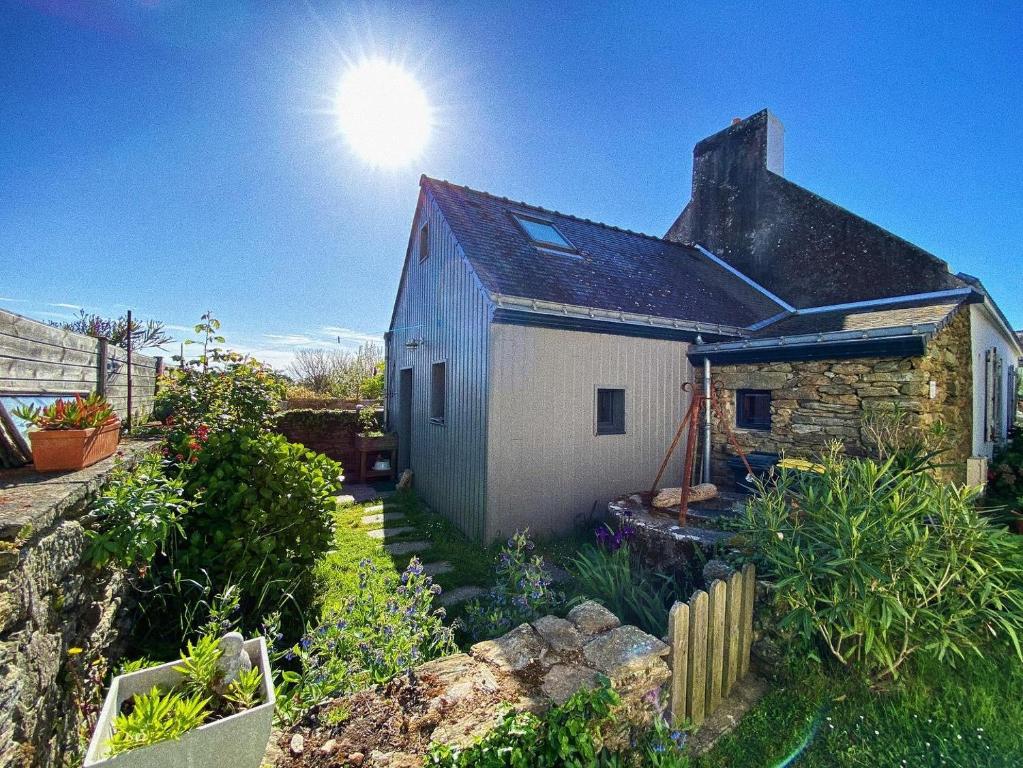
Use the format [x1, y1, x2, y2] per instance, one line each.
[595, 387, 626, 436]
[511, 212, 577, 254]
[736, 389, 772, 431]
[430, 361, 446, 424]
[418, 222, 430, 262]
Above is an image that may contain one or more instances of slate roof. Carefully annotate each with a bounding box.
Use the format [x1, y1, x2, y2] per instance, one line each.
[422, 177, 783, 330]
[750, 296, 970, 338]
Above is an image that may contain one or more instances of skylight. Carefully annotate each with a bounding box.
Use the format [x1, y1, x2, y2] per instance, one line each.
[513, 214, 574, 251]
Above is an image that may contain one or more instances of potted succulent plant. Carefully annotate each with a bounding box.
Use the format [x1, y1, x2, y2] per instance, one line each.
[84, 633, 274, 768]
[13, 393, 120, 471]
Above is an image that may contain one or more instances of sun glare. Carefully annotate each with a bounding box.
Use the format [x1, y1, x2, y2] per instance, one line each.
[335, 59, 432, 168]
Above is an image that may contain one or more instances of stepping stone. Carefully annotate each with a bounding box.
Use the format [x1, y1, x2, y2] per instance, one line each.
[383, 540, 429, 556]
[367, 526, 415, 540]
[423, 561, 453, 577]
[363, 503, 385, 513]
[337, 495, 356, 506]
[361, 511, 406, 525]
[438, 586, 485, 607]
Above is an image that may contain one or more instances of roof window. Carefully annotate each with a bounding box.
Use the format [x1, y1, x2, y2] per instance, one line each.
[512, 213, 575, 252]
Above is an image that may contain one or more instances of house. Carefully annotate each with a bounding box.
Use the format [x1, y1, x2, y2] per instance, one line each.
[385, 110, 1021, 542]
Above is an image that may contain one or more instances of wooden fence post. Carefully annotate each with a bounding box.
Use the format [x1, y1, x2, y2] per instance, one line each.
[740, 564, 756, 676]
[667, 601, 689, 725]
[97, 337, 109, 397]
[687, 589, 709, 727]
[706, 579, 727, 713]
[724, 570, 742, 696]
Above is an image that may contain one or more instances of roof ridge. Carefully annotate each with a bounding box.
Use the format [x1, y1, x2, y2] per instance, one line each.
[421, 175, 679, 246]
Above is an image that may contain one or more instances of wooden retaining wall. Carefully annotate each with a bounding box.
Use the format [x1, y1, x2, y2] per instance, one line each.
[667, 563, 756, 726]
[0, 308, 161, 422]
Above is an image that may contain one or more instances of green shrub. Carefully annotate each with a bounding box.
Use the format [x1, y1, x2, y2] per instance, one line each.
[459, 531, 563, 642]
[986, 431, 1023, 526]
[741, 444, 1023, 680]
[275, 557, 455, 724]
[177, 429, 342, 622]
[86, 453, 193, 568]
[568, 538, 686, 637]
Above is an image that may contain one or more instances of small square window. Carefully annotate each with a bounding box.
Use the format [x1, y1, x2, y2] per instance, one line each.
[512, 214, 575, 251]
[736, 389, 771, 430]
[419, 223, 429, 262]
[430, 362, 446, 423]
[596, 388, 625, 435]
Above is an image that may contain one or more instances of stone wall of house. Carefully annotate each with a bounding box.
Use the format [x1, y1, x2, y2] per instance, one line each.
[274, 602, 670, 767]
[708, 309, 973, 486]
[0, 442, 155, 768]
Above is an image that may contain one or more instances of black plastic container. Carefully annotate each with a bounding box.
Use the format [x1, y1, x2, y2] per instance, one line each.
[726, 452, 779, 492]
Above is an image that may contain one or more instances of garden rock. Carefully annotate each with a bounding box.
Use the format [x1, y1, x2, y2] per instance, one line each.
[214, 631, 252, 693]
[567, 600, 620, 636]
[583, 625, 670, 682]
[531, 615, 583, 653]
[703, 558, 735, 584]
[540, 663, 601, 705]
[397, 469, 413, 490]
[470, 623, 546, 673]
[290, 733, 305, 756]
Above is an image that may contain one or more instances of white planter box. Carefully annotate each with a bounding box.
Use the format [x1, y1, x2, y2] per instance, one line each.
[84, 637, 275, 768]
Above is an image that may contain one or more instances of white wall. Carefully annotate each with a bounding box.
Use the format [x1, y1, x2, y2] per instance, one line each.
[486, 323, 692, 540]
[970, 302, 1021, 457]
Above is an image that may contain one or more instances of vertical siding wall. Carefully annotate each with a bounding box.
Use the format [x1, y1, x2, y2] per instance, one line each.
[486, 323, 692, 540]
[386, 196, 491, 541]
[0, 308, 160, 422]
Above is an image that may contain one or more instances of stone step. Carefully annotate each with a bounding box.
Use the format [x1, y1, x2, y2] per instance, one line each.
[438, 585, 485, 607]
[422, 561, 453, 577]
[360, 511, 406, 526]
[367, 526, 415, 540]
[362, 503, 385, 514]
[383, 540, 430, 556]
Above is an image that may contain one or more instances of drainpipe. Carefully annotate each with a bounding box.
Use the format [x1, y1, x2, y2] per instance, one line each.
[703, 356, 712, 484]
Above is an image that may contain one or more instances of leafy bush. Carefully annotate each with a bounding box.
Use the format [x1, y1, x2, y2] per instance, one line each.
[459, 531, 563, 642]
[569, 531, 686, 637]
[176, 429, 342, 623]
[741, 444, 1023, 680]
[13, 392, 115, 430]
[426, 680, 689, 768]
[986, 431, 1023, 526]
[86, 453, 193, 568]
[275, 557, 454, 724]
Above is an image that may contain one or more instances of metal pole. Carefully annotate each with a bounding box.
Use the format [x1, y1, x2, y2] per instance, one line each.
[703, 357, 712, 484]
[126, 310, 133, 431]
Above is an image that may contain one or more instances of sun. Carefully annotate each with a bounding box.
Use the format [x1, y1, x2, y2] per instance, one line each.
[335, 59, 433, 168]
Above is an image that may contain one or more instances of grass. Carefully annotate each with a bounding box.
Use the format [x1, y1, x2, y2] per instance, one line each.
[695, 643, 1023, 767]
[314, 489, 496, 617]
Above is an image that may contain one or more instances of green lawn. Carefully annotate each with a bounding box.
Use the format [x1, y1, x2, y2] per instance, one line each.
[696, 645, 1023, 767]
[314, 489, 497, 617]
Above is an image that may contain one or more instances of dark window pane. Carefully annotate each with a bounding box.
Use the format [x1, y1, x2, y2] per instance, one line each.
[736, 389, 771, 430]
[596, 388, 625, 435]
[431, 362, 445, 422]
[419, 223, 429, 261]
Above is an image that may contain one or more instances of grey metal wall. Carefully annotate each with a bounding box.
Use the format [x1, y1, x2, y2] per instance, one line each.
[486, 323, 692, 540]
[386, 194, 492, 541]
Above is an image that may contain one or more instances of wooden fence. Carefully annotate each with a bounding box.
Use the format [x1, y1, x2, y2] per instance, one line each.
[667, 563, 756, 726]
[0, 307, 161, 422]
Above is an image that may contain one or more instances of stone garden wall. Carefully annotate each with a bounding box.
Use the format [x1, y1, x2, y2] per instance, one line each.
[275, 602, 670, 767]
[0, 441, 155, 768]
[709, 308, 973, 485]
[274, 409, 361, 471]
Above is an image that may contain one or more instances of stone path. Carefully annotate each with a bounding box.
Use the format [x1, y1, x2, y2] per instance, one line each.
[438, 585, 485, 606]
[367, 526, 416, 540]
[360, 511, 406, 525]
[383, 540, 430, 556]
[422, 561, 453, 577]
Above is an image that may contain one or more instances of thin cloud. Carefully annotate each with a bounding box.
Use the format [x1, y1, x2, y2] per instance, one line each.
[264, 333, 318, 346]
[49, 302, 83, 310]
[320, 326, 384, 345]
[0, 297, 28, 303]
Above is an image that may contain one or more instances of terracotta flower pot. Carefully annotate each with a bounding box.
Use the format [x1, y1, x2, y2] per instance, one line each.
[28, 419, 121, 472]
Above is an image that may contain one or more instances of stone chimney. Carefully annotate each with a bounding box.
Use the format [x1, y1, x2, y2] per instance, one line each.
[666, 110, 785, 276]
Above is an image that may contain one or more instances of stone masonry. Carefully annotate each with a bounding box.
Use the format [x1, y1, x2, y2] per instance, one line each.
[0, 441, 156, 768]
[709, 308, 973, 485]
[275, 602, 670, 766]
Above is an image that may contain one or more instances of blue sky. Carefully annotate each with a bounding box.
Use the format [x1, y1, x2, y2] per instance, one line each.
[2, 1, 1020, 367]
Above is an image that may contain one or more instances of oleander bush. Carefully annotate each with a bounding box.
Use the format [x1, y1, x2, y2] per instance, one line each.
[740, 443, 1023, 680]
